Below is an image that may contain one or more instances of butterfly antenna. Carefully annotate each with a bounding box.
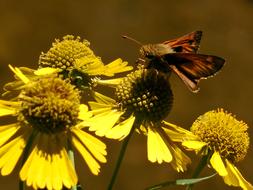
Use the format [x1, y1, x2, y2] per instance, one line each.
[122, 35, 143, 46]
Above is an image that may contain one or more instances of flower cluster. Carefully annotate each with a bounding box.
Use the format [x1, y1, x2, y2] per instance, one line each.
[0, 34, 252, 190]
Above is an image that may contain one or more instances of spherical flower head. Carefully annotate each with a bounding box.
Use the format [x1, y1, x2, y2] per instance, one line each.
[18, 76, 80, 134]
[115, 69, 173, 122]
[191, 109, 249, 163]
[86, 69, 194, 171]
[39, 35, 101, 70]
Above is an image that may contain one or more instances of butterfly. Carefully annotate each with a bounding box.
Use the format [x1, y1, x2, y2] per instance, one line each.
[123, 31, 225, 93]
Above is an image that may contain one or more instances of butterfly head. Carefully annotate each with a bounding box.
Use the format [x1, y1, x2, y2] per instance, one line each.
[139, 45, 156, 59]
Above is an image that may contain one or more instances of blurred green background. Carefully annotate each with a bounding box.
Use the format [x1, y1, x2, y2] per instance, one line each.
[0, 0, 253, 189]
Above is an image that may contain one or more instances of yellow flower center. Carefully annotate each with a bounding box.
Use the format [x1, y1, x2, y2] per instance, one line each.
[116, 69, 173, 122]
[18, 77, 80, 133]
[191, 109, 250, 163]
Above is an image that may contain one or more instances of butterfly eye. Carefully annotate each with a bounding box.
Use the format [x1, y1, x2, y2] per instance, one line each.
[172, 46, 183, 52]
[145, 54, 155, 59]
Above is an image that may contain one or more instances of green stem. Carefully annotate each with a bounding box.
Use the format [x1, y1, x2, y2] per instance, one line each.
[107, 119, 140, 190]
[67, 140, 78, 190]
[186, 153, 210, 190]
[19, 130, 37, 190]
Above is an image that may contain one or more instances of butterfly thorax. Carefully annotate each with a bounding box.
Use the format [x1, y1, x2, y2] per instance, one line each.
[139, 44, 173, 74]
[140, 44, 174, 59]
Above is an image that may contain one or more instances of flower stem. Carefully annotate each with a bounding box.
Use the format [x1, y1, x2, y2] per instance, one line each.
[186, 153, 210, 190]
[19, 130, 37, 190]
[107, 119, 140, 190]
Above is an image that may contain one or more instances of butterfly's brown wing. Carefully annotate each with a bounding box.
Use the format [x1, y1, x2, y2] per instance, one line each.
[164, 53, 225, 92]
[163, 31, 202, 53]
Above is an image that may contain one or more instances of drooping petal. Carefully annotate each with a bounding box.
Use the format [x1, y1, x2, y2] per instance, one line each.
[88, 102, 114, 117]
[210, 151, 228, 176]
[0, 132, 29, 175]
[71, 127, 107, 163]
[223, 159, 253, 190]
[0, 99, 20, 107]
[78, 104, 92, 120]
[0, 123, 21, 147]
[156, 127, 191, 172]
[87, 110, 123, 137]
[71, 135, 101, 175]
[92, 91, 116, 105]
[8, 65, 30, 84]
[58, 147, 78, 189]
[20, 133, 77, 190]
[0, 107, 15, 116]
[75, 57, 105, 76]
[169, 144, 191, 172]
[103, 58, 133, 76]
[0, 100, 20, 117]
[182, 140, 207, 152]
[3, 80, 26, 93]
[162, 121, 198, 142]
[105, 115, 135, 140]
[96, 78, 124, 87]
[34, 67, 60, 75]
[147, 127, 172, 164]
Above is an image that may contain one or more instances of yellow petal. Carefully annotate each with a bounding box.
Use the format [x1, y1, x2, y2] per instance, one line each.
[93, 91, 116, 105]
[182, 140, 207, 151]
[0, 99, 20, 107]
[88, 102, 113, 115]
[3, 80, 25, 93]
[87, 110, 123, 137]
[78, 104, 92, 120]
[147, 127, 172, 164]
[34, 67, 60, 75]
[169, 144, 191, 172]
[8, 65, 29, 84]
[75, 57, 105, 76]
[19, 67, 35, 74]
[97, 78, 124, 87]
[223, 159, 253, 190]
[0, 123, 21, 147]
[71, 135, 101, 175]
[210, 151, 228, 176]
[51, 153, 62, 190]
[71, 128, 107, 163]
[105, 115, 135, 140]
[58, 147, 78, 189]
[103, 58, 133, 76]
[0, 133, 28, 175]
[0, 107, 15, 117]
[162, 121, 198, 142]
[20, 133, 77, 190]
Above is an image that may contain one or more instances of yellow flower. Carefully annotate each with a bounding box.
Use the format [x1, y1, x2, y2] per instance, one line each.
[0, 67, 106, 190]
[38, 35, 132, 88]
[85, 69, 195, 172]
[4, 35, 132, 95]
[183, 109, 253, 190]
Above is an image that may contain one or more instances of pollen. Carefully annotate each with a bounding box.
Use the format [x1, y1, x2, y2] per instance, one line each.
[115, 69, 173, 122]
[17, 76, 80, 133]
[191, 109, 250, 163]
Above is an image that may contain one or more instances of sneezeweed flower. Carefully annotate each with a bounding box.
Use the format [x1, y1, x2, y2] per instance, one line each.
[0, 68, 107, 190]
[183, 109, 253, 190]
[38, 35, 132, 89]
[85, 68, 195, 172]
[3, 35, 132, 95]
